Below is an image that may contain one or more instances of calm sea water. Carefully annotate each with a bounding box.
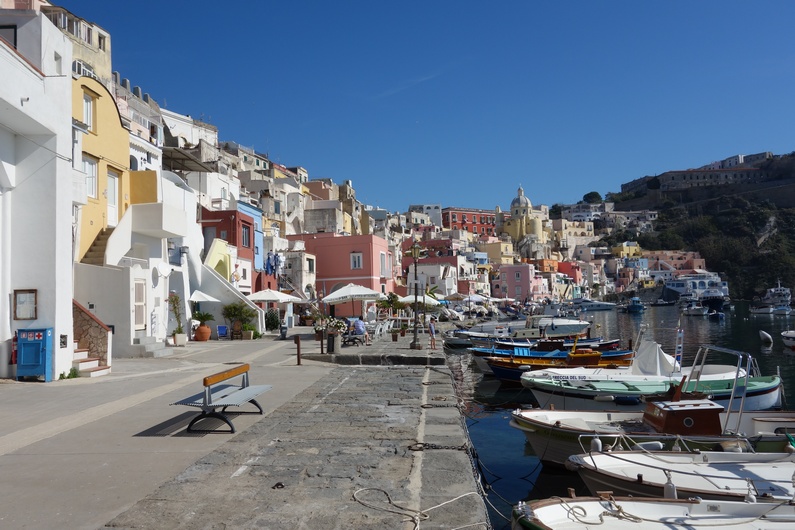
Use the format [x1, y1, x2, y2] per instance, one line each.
[453, 302, 795, 529]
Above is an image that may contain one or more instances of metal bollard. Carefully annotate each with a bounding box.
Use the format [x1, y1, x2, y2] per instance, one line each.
[294, 335, 301, 365]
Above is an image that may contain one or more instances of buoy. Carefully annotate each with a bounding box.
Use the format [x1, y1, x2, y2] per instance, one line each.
[760, 330, 773, 344]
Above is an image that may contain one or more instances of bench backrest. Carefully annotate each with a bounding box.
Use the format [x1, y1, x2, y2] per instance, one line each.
[204, 363, 250, 388]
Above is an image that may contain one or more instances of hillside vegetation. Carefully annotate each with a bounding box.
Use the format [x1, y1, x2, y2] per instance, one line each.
[604, 153, 795, 300]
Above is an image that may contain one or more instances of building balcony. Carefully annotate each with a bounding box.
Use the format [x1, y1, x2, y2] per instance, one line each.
[130, 203, 187, 239]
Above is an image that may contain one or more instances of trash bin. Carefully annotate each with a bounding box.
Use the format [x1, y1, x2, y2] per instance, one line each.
[279, 324, 288, 340]
[327, 334, 335, 353]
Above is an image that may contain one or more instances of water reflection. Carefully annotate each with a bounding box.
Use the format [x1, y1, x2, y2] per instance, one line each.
[457, 302, 795, 527]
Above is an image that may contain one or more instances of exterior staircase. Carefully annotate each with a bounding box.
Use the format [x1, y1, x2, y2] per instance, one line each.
[73, 340, 111, 378]
[81, 227, 114, 265]
[132, 336, 171, 358]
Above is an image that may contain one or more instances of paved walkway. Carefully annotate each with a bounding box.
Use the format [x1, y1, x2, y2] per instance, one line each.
[0, 327, 489, 529]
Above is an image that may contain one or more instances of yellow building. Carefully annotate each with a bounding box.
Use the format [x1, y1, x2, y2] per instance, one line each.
[74, 75, 130, 261]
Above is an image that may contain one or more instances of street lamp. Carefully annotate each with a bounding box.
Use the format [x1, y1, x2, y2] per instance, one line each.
[410, 241, 422, 350]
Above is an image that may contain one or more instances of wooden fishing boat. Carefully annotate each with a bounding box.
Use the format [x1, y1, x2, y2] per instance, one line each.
[509, 398, 795, 466]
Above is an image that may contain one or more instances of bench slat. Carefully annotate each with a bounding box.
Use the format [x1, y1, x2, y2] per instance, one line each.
[203, 363, 250, 387]
[171, 384, 271, 408]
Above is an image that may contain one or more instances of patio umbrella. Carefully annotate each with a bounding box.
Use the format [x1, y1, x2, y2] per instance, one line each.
[322, 283, 383, 316]
[189, 290, 220, 303]
[398, 294, 441, 307]
[443, 292, 467, 302]
[247, 289, 302, 304]
[462, 294, 486, 304]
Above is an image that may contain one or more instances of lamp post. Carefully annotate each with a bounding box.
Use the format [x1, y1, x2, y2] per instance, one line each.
[410, 241, 422, 350]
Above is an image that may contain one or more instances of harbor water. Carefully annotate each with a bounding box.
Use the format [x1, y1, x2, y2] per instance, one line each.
[453, 302, 795, 528]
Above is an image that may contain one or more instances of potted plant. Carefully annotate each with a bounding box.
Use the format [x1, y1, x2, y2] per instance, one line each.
[400, 324, 408, 337]
[221, 301, 258, 340]
[168, 292, 188, 346]
[192, 311, 214, 341]
[314, 323, 326, 341]
[391, 328, 400, 342]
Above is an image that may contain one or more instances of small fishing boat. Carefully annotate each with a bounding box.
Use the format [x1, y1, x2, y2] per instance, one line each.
[468, 343, 630, 374]
[511, 494, 795, 530]
[621, 297, 646, 313]
[522, 343, 782, 412]
[568, 450, 795, 502]
[681, 300, 709, 316]
[482, 349, 635, 383]
[509, 397, 795, 466]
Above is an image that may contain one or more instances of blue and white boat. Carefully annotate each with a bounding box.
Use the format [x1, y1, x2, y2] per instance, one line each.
[622, 297, 646, 313]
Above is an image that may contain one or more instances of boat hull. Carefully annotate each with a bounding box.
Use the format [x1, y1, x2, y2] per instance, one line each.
[569, 451, 795, 502]
[512, 496, 795, 530]
[525, 376, 783, 412]
[509, 406, 795, 466]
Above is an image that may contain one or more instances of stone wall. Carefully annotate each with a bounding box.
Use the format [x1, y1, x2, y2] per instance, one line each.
[72, 302, 110, 365]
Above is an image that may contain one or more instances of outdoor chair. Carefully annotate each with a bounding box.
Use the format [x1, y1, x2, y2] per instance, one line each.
[217, 325, 229, 340]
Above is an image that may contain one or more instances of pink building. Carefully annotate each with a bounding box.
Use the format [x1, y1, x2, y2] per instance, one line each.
[287, 233, 395, 317]
[492, 263, 545, 302]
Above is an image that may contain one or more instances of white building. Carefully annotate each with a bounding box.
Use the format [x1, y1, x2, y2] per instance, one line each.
[0, 10, 74, 379]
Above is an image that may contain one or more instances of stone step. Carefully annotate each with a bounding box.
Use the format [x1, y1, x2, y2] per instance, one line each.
[80, 365, 111, 378]
[73, 348, 90, 361]
[73, 357, 100, 371]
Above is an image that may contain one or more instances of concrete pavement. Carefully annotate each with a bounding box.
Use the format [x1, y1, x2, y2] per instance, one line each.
[0, 327, 489, 529]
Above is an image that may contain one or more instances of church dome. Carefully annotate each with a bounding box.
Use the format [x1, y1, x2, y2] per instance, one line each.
[510, 185, 531, 212]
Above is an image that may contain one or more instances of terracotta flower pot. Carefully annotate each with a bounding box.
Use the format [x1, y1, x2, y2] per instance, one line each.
[193, 324, 211, 342]
[392, 334, 399, 342]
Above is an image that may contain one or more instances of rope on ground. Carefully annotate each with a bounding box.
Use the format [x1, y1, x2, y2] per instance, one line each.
[352, 488, 491, 530]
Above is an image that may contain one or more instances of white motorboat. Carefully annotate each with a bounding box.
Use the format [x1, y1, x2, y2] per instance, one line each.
[782, 330, 795, 350]
[750, 305, 775, 315]
[567, 450, 795, 502]
[774, 305, 792, 316]
[511, 494, 795, 530]
[572, 298, 617, 311]
[509, 398, 795, 466]
[761, 279, 792, 307]
[681, 300, 709, 316]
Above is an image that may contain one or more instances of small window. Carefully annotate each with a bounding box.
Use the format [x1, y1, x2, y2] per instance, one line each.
[350, 252, 363, 270]
[515, 272, 521, 280]
[83, 92, 94, 131]
[307, 258, 315, 273]
[98, 34, 106, 51]
[82, 155, 97, 198]
[220, 230, 228, 240]
[241, 225, 251, 247]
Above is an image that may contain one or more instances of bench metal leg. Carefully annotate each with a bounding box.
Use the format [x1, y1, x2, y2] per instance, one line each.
[186, 409, 236, 433]
[221, 399, 264, 415]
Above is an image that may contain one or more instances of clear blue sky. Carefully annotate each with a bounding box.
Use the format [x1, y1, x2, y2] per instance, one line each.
[62, 1, 795, 213]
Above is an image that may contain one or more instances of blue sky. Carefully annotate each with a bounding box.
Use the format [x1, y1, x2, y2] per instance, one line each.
[62, 1, 795, 213]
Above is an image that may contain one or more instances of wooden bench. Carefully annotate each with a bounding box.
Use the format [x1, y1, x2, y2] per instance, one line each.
[171, 363, 271, 433]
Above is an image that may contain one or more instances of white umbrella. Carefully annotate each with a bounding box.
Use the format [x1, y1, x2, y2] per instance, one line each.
[189, 290, 220, 303]
[399, 294, 441, 307]
[323, 283, 384, 316]
[247, 289, 302, 303]
[462, 294, 486, 304]
[444, 292, 467, 302]
[322, 283, 383, 304]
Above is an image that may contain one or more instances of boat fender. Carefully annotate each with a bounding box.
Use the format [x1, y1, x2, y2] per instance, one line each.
[759, 330, 773, 344]
[590, 436, 602, 453]
[631, 441, 664, 452]
[594, 395, 615, 402]
[614, 396, 641, 406]
[663, 471, 678, 499]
